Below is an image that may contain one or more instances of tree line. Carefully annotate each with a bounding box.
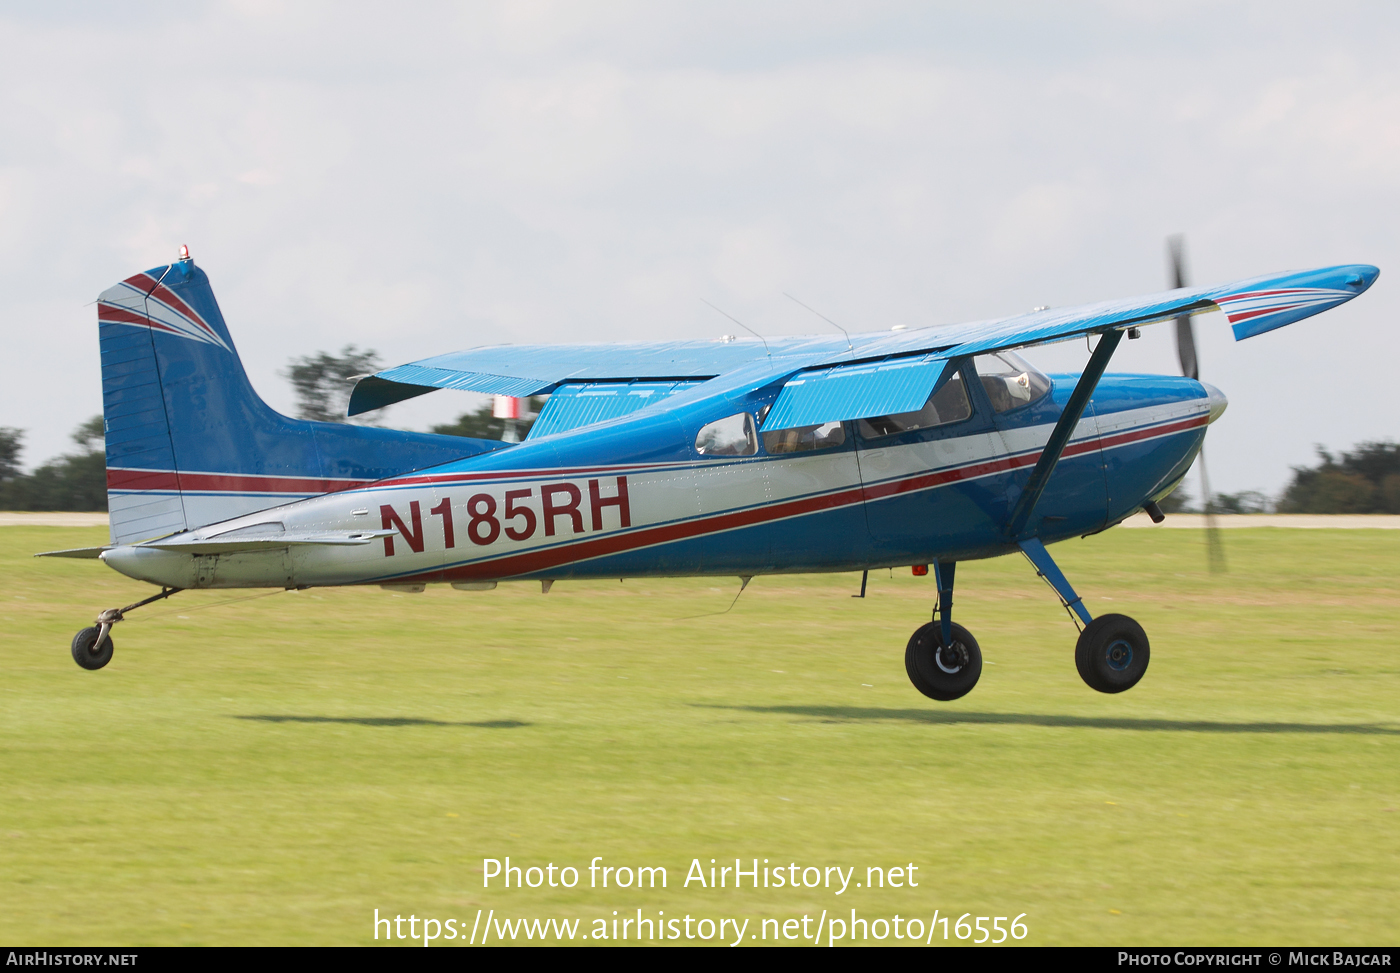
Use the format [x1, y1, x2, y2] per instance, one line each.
[2, 346, 1395, 513]
[0, 419, 107, 511]
[0, 347, 539, 511]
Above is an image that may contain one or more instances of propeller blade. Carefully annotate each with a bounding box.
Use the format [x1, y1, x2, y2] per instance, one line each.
[1168, 234, 1188, 290]
[1167, 234, 1223, 571]
[1175, 315, 1198, 381]
[1168, 235, 1199, 380]
[1197, 443, 1227, 574]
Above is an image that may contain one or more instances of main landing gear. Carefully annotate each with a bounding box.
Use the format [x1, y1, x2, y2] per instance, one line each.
[70, 587, 181, 670]
[902, 541, 1150, 700]
[1074, 614, 1150, 694]
[1017, 537, 1150, 694]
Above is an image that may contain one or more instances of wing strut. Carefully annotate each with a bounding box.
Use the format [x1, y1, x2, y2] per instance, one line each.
[1004, 328, 1123, 540]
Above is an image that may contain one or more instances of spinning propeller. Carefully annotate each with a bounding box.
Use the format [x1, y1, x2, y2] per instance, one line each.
[1168, 235, 1226, 572]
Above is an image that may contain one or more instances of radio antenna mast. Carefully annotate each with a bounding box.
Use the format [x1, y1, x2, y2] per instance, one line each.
[700, 299, 770, 357]
[784, 292, 853, 352]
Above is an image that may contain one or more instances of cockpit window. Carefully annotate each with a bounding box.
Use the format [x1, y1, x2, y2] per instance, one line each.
[762, 421, 845, 454]
[973, 351, 1051, 413]
[857, 369, 972, 439]
[695, 412, 758, 456]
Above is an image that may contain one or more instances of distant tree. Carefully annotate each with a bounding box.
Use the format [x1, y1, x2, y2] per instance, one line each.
[0, 427, 22, 481]
[1213, 490, 1271, 514]
[0, 417, 107, 511]
[284, 345, 382, 423]
[1277, 441, 1400, 514]
[1156, 483, 1191, 514]
[71, 416, 105, 452]
[431, 397, 546, 442]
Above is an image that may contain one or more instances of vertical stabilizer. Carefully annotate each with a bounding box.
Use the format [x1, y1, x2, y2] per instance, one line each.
[97, 255, 504, 545]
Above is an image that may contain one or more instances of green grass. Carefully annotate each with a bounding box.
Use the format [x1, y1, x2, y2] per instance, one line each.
[1, 525, 1397, 946]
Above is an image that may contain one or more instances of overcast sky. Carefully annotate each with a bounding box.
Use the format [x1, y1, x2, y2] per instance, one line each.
[2, 1, 1396, 497]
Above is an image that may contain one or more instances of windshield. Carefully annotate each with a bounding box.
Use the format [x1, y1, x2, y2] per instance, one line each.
[973, 351, 1051, 413]
[695, 412, 758, 456]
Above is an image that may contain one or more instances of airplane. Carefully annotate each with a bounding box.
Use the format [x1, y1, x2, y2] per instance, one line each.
[42, 247, 1378, 701]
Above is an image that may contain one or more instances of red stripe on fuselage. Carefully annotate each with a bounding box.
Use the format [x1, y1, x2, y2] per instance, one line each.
[106, 468, 180, 491]
[107, 468, 371, 494]
[423, 481, 870, 583]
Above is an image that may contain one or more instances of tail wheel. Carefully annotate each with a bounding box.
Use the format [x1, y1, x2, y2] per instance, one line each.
[906, 621, 982, 701]
[71, 627, 114, 671]
[1075, 613, 1149, 693]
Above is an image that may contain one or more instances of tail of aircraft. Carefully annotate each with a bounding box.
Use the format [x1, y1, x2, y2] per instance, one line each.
[98, 252, 501, 544]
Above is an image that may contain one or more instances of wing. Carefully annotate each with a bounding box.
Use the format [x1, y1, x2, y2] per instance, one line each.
[349, 263, 1378, 426]
[348, 334, 847, 414]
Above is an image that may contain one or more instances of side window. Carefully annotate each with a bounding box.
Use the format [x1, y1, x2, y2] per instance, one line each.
[695, 412, 758, 456]
[857, 370, 972, 439]
[762, 421, 846, 455]
[973, 351, 1051, 413]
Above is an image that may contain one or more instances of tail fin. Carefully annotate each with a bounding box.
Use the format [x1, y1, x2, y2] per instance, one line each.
[98, 255, 501, 544]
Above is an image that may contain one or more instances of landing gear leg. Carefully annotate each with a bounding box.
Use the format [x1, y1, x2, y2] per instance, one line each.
[905, 561, 983, 700]
[71, 586, 181, 671]
[1017, 538, 1150, 693]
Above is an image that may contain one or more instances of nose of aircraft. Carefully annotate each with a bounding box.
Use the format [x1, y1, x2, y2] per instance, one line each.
[1202, 383, 1228, 424]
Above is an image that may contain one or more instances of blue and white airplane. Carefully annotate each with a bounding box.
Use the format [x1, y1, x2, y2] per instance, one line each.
[48, 248, 1378, 700]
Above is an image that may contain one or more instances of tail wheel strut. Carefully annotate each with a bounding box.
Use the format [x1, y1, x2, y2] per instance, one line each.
[70, 586, 181, 671]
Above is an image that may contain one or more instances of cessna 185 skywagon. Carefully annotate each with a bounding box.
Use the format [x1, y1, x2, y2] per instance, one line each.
[45, 249, 1377, 700]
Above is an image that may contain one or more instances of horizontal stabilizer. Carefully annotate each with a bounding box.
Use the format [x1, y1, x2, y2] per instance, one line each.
[763, 356, 949, 431]
[34, 547, 110, 559]
[140, 529, 395, 555]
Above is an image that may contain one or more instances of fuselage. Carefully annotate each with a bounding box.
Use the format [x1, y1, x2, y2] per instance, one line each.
[101, 365, 1223, 591]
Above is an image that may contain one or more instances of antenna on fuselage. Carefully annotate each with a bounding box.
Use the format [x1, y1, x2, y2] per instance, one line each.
[700, 299, 770, 357]
[784, 293, 853, 353]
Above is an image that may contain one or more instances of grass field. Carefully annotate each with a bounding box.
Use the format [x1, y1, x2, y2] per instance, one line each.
[1, 525, 1397, 946]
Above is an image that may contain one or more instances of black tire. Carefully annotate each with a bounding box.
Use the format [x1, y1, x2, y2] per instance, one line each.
[905, 621, 982, 701]
[1075, 613, 1149, 693]
[71, 627, 114, 671]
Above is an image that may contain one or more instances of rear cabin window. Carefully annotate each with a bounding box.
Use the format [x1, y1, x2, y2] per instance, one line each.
[762, 421, 846, 454]
[695, 412, 758, 456]
[973, 351, 1051, 413]
[857, 370, 972, 438]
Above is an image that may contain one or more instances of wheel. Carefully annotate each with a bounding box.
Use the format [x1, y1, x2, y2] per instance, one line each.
[71, 627, 114, 670]
[905, 621, 982, 701]
[1075, 613, 1149, 693]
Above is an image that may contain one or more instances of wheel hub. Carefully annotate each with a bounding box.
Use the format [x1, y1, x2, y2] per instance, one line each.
[1105, 638, 1134, 671]
[935, 642, 965, 674]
